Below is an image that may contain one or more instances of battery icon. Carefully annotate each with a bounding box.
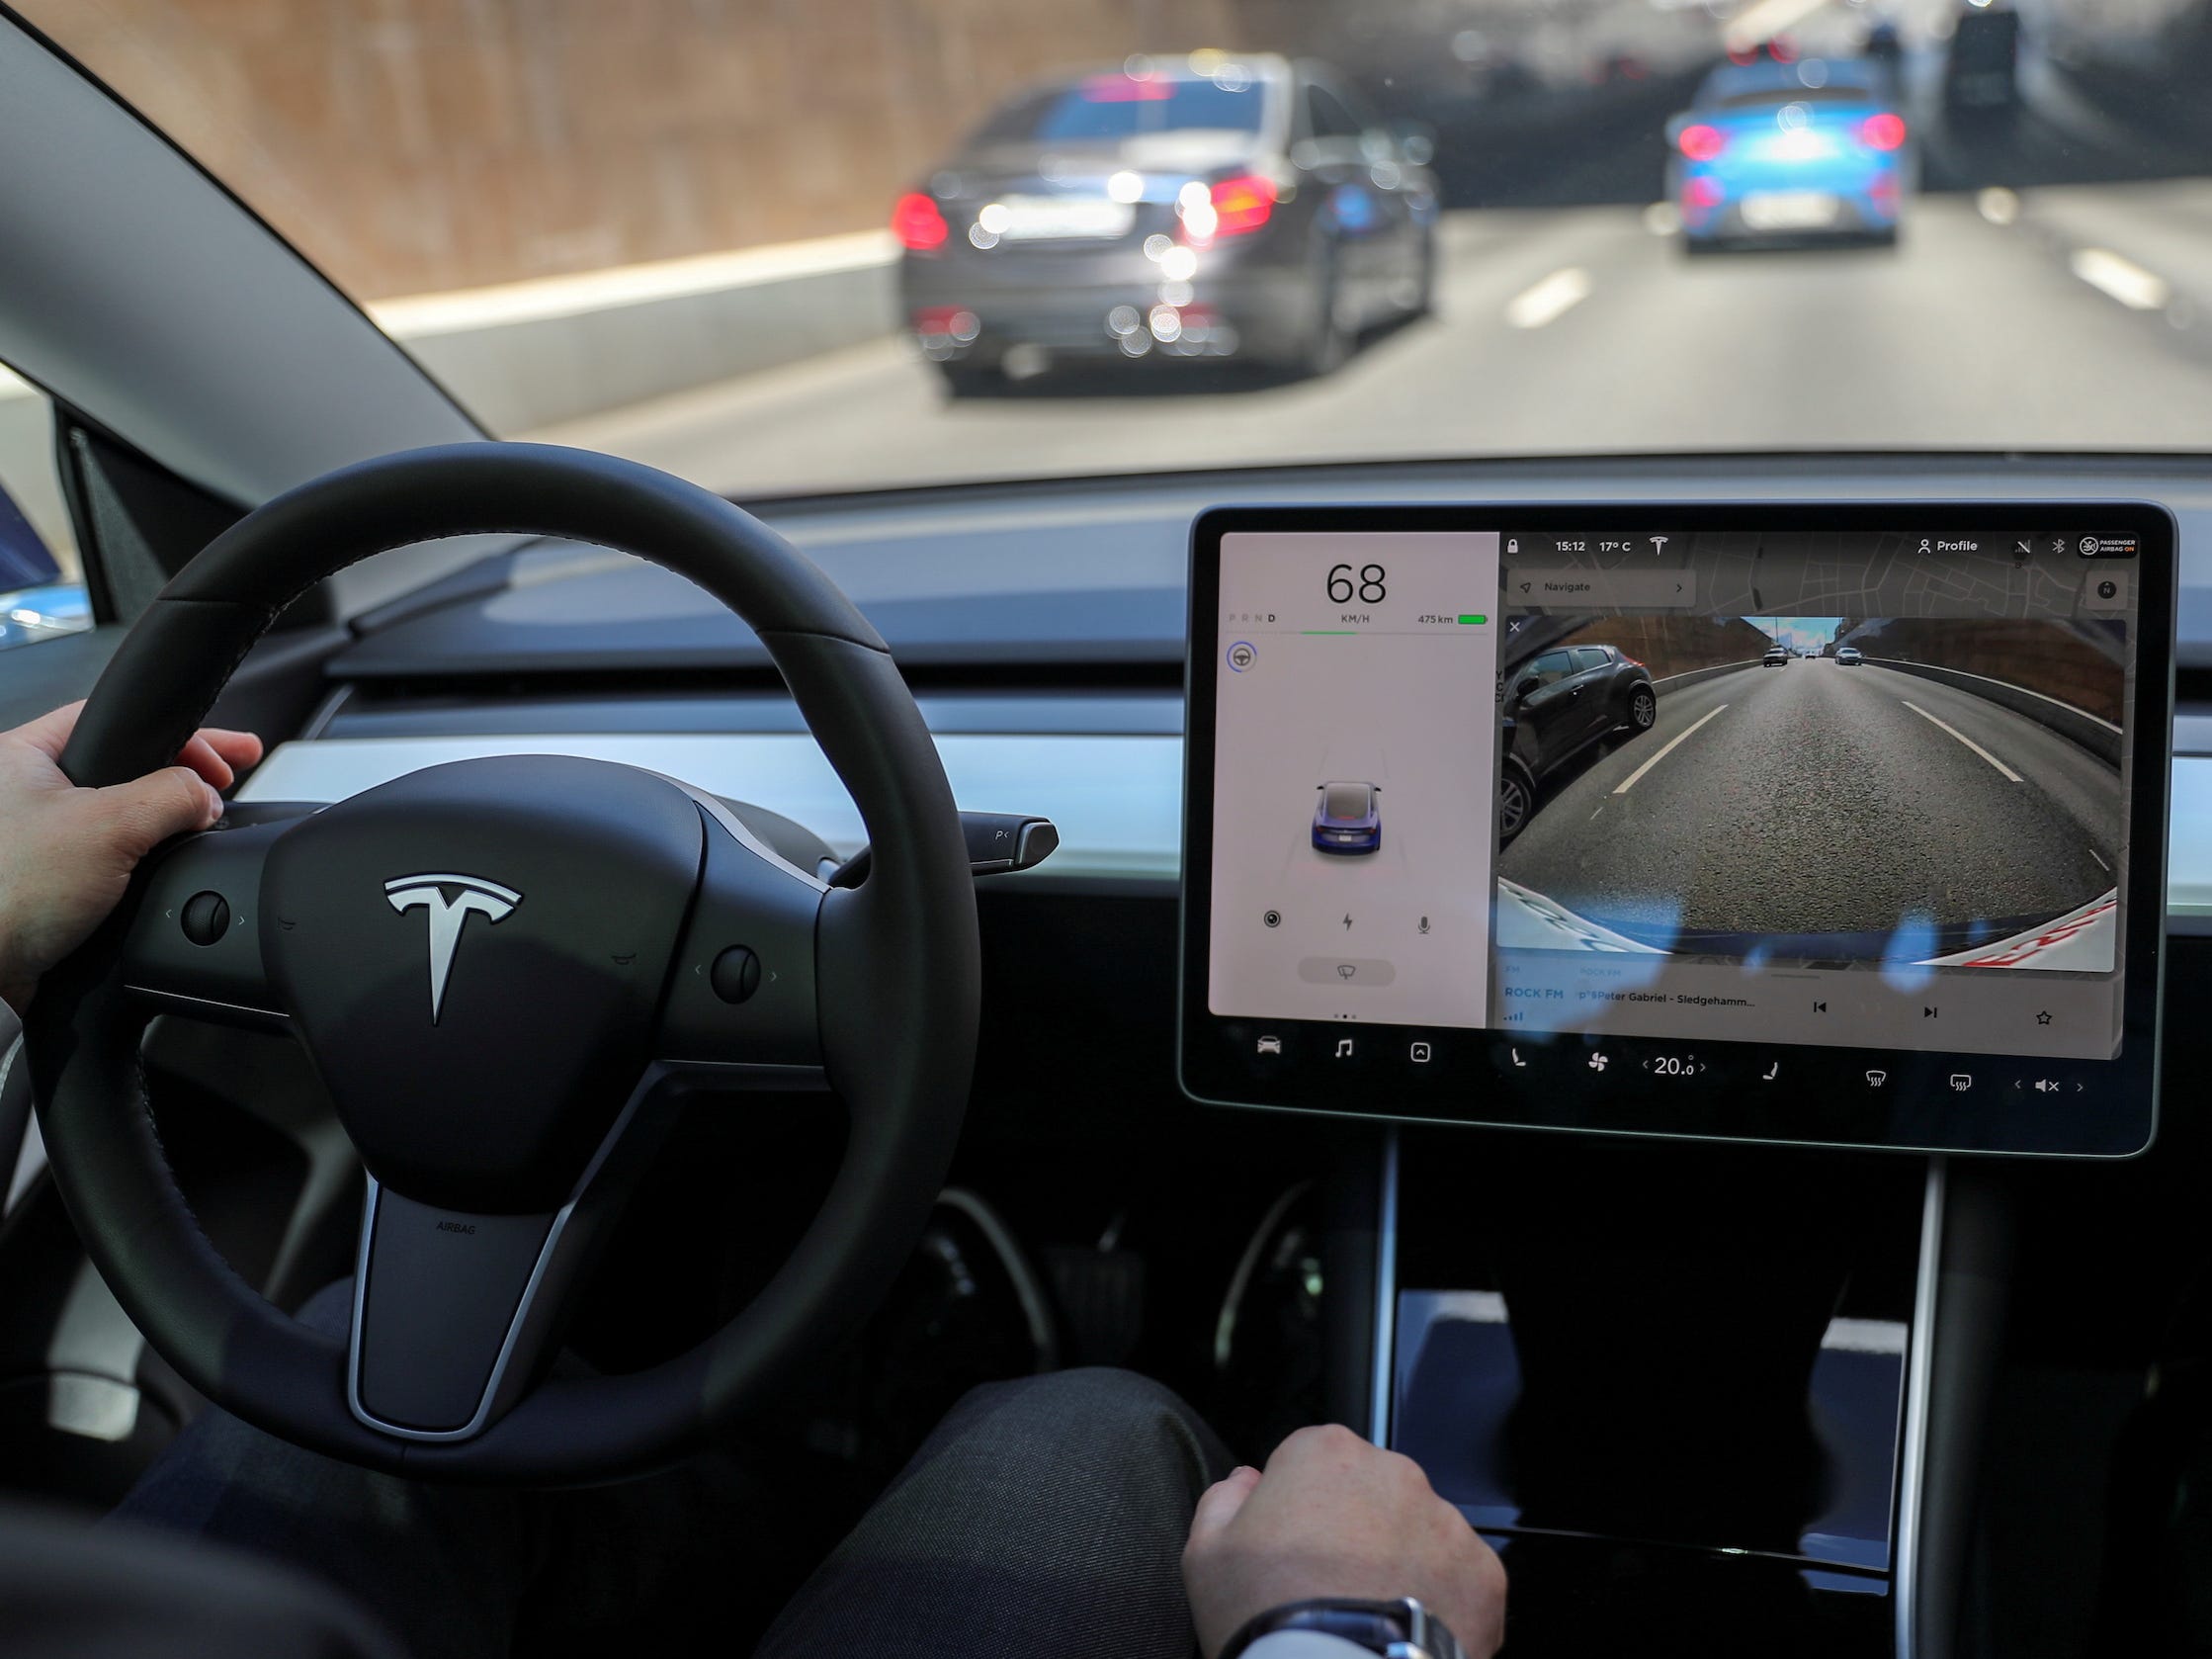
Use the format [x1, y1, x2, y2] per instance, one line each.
[1458, 614, 1488, 626]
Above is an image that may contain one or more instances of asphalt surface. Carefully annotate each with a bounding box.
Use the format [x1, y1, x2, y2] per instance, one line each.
[536, 181, 2212, 495]
[1495, 657, 2120, 948]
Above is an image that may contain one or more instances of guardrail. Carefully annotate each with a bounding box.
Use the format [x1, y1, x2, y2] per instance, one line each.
[1862, 657, 2123, 766]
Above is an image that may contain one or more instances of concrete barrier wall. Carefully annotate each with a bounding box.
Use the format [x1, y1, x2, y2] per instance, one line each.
[0, 230, 905, 551]
[1654, 660, 1757, 695]
[371, 232, 899, 434]
[1863, 657, 2123, 767]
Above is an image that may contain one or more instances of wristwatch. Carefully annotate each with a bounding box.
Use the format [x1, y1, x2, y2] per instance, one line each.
[1219, 1597, 1468, 1659]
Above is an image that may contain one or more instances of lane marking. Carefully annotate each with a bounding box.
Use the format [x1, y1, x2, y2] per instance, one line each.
[1613, 703, 1728, 796]
[1504, 267, 1592, 330]
[1903, 701, 2023, 783]
[2090, 846, 2110, 871]
[2070, 247, 2170, 312]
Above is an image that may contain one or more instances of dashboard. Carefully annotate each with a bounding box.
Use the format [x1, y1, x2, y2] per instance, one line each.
[222, 458, 2212, 1162]
[1178, 503, 2171, 1159]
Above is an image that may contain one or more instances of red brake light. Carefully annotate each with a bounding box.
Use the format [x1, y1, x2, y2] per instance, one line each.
[1081, 72, 1171, 101]
[1677, 124, 1727, 162]
[1209, 172, 1277, 237]
[1858, 112, 1908, 151]
[893, 192, 949, 251]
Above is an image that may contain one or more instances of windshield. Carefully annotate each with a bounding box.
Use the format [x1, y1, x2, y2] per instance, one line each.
[29, 5, 2212, 498]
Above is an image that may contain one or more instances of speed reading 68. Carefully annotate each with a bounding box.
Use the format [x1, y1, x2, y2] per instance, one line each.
[1327, 563, 1386, 604]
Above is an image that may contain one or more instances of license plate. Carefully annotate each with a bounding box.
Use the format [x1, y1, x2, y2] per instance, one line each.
[1740, 191, 1840, 230]
[995, 195, 1135, 241]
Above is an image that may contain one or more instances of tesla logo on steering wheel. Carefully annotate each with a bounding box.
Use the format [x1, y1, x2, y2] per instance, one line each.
[383, 874, 522, 1023]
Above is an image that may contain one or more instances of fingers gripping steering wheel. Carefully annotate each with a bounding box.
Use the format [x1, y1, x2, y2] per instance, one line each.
[25, 444, 979, 1483]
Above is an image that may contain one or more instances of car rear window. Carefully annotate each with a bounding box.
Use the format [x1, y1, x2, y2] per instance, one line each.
[1711, 83, 1878, 109]
[1323, 784, 1370, 818]
[978, 74, 1266, 143]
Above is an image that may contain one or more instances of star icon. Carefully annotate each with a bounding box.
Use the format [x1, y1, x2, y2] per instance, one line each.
[2034, 1010, 2053, 1026]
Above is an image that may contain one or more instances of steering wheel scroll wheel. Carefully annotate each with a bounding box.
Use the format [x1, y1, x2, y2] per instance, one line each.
[26, 442, 980, 1483]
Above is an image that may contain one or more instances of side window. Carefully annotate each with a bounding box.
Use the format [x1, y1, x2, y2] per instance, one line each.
[1304, 84, 1362, 143]
[0, 369, 88, 656]
[1529, 650, 1573, 687]
[1569, 647, 1611, 672]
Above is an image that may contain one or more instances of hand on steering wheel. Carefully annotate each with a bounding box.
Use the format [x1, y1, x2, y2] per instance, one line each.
[25, 443, 979, 1483]
[0, 702, 261, 1016]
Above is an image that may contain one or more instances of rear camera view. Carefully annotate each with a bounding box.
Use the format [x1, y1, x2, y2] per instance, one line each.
[1495, 612, 2124, 972]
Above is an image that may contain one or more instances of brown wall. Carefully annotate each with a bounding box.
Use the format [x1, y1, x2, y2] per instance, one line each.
[1842, 618, 2125, 723]
[1556, 614, 1774, 682]
[34, 0, 1283, 299]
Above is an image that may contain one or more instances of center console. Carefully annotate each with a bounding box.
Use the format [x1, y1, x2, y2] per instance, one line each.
[1179, 504, 2175, 1655]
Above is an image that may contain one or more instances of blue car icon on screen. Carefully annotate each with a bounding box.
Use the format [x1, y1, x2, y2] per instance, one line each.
[1313, 781, 1381, 855]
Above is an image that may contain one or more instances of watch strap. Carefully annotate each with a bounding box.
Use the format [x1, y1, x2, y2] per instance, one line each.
[1220, 1597, 1466, 1659]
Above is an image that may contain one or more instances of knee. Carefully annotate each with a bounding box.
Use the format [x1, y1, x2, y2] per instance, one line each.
[971, 1366, 1222, 1464]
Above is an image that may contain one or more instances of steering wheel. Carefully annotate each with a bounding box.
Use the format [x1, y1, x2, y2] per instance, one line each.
[24, 443, 979, 1483]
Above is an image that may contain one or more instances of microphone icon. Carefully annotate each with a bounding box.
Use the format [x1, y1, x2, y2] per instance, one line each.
[1418, 916, 1430, 934]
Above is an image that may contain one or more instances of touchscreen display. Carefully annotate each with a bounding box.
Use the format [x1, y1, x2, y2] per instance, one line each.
[1180, 506, 2172, 1158]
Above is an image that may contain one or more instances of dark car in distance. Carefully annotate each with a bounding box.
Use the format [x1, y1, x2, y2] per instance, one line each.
[1313, 779, 1382, 854]
[1497, 644, 1658, 842]
[893, 52, 1439, 393]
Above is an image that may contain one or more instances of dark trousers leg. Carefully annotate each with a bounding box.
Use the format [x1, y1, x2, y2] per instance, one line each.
[757, 1366, 1231, 1659]
[108, 1285, 543, 1659]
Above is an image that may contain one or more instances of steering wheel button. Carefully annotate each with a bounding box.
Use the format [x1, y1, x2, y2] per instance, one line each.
[710, 945, 762, 1004]
[180, 890, 229, 947]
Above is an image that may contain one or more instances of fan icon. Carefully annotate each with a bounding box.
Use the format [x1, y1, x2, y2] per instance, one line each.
[1587, 1053, 1609, 1072]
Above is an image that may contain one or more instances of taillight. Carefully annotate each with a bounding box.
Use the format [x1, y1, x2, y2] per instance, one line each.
[1858, 113, 1908, 151]
[893, 192, 949, 251]
[1684, 176, 1725, 210]
[1181, 172, 1277, 243]
[1677, 124, 1727, 162]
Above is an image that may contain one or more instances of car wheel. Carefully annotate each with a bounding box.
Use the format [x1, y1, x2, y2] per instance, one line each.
[1627, 684, 1658, 732]
[1298, 250, 1352, 378]
[1407, 229, 1437, 318]
[935, 362, 1001, 399]
[1499, 759, 1537, 845]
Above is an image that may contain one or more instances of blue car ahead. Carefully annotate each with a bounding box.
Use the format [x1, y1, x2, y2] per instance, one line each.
[1666, 59, 1909, 252]
[1313, 780, 1381, 855]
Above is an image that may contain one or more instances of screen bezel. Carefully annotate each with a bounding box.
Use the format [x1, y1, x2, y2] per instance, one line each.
[1178, 501, 2174, 1159]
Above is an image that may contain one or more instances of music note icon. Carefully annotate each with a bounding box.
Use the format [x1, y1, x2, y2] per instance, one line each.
[1334, 1038, 1354, 1059]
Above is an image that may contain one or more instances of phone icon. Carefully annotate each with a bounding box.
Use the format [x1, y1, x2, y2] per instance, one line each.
[1508, 1048, 1527, 1069]
[1761, 1061, 1779, 1082]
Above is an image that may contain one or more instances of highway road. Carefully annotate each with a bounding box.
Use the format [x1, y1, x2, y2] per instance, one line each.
[1494, 657, 2121, 953]
[537, 175, 2212, 499]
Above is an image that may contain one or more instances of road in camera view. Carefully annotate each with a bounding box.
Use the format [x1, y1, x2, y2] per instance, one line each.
[1495, 657, 2120, 946]
[534, 44, 2212, 494]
